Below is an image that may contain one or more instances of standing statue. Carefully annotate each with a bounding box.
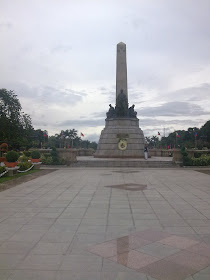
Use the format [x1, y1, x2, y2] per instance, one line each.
[115, 89, 128, 117]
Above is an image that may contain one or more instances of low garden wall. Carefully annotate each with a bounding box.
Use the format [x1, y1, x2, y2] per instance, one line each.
[56, 149, 77, 165]
[149, 149, 173, 157]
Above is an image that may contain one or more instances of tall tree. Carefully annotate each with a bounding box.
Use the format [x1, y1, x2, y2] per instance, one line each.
[0, 89, 33, 149]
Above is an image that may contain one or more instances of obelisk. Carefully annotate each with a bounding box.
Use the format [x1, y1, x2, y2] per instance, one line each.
[116, 42, 128, 103]
[94, 42, 145, 158]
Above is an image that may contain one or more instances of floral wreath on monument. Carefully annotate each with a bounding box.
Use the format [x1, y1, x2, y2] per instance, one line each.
[118, 139, 127, 150]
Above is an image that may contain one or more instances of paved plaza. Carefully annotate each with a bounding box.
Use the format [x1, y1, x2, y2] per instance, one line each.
[0, 168, 210, 279]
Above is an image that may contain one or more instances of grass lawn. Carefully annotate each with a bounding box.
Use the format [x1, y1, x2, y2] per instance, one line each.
[0, 169, 40, 184]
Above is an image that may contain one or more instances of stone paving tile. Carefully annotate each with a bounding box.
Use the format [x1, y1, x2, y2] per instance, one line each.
[132, 229, 172, 242]
[100, 271, 148, 279]
[56, 271, 101, 280]
[26, 217, 57, 225]
[8, 229, 47, 243]
[77, 225, 106, 234]
[40, 207, 65, 213]
[165, 250, 210, 271]
[162, 226, 196, 235]
[0, 241, 34, 255]
[139, 259, 195, 280]
[1, 168, 210, 279]
[193, 227, 210, 234]
[8, 270, 57, 280]
[20, 223, 52, 231]
[54, 218, 82, 226]
[17, 254, 63, 270]
[186, 242, 210, 258]
[80, 218, 107, 226]
[0, 270, 11, 280]
[12, 212, 37, 218]
[101, 258, 135, 272]
[49, 224, 79, 232]
[30, 242, 70, 255]
[109, 250, 159, 270]
[158, 235, 200, 249]
[35, 212, 62, 218]
[1, 217, 31, 225]
[107, 218, 134, 226]
[192, 266, 210, 279]
[134, 220, 162, 227]
[0, 253, 25, 269]
[88, 240, 120, 258]
[40, 231, 75, 243]
[137, 242, 181, 258]
[59, 254, 102, 271]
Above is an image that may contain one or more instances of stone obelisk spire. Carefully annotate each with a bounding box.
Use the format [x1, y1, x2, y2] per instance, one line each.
[94, 42, 145, 158]
[116, 42, 128, 104]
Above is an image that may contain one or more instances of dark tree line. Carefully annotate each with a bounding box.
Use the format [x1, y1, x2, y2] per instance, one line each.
[146, 121, 210, 149]
[0, 89, 33, 149]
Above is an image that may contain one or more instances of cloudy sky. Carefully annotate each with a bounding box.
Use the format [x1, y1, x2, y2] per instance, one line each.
[1, 0, 210, 141]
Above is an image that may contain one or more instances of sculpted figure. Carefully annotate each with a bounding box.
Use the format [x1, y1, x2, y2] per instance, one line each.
[128, 104, 137, 118]
[106, 104, 116, 118]
[116, 89, 128, 117]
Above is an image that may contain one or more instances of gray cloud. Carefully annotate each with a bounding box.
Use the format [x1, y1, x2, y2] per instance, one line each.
[91, 111, 106, 118]
[59, 118, 105, 128]
[138, 101, 210, 117]
[51, 45, 72, 53]
[4, 82, 86, 106]
[85, 133, 100, 142]
[139, 118, 203, 128]
[0, 22, 13, 29]
[156, 83, 210, 104]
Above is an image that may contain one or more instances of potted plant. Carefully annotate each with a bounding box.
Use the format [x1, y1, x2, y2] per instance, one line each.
[5, 151, 19, 167]
[31, 150, 41, 163]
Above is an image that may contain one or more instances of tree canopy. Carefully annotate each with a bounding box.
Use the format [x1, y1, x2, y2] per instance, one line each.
[0, 89, 33, 149]
[147, 122, 210, 149]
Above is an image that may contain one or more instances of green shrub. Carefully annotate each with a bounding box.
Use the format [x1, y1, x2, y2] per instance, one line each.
[50, 147, 66, 165]
[191, 155, 210, 166]
[31, 150, 41, 159]
[43, 153, 51, 157]
[40, 149, 65, 165]
[6, 151, 19, 162]
[41, 155, 53, 165]
[194, 152, 201, 158]
[58, 158, 66, 165]
[181, 148, 192, 166]
[18, 155, 29, 162]
[0, 166, 6, 174]
[18, 161, 32, 171]
[51, 147, 58, 164]
[24, 151, 31, 157]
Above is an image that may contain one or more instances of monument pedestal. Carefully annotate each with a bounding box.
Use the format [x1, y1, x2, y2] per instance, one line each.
[94, 118, 145, 158]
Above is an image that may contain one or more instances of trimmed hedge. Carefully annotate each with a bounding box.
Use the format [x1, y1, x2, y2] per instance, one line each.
[190, 155, 210, 166]
[31, 150, 41, 159]
[6, 151, 19, 162]
[24, 151, 31, 157]
[181, 147, 210, 166]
